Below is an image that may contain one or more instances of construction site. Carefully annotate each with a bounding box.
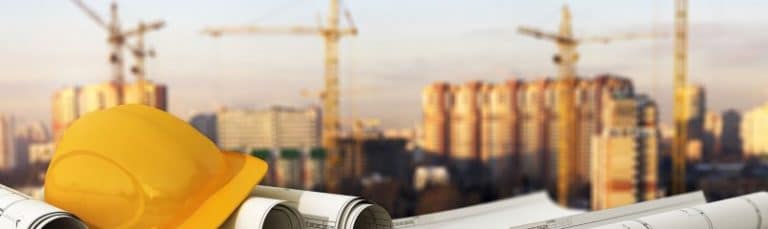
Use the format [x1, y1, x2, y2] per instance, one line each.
[1, 0, 767, 223]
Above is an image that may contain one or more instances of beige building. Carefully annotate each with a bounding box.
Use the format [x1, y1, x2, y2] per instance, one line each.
[591, 97, 638, 210]
[742, 103, 768, 156]
[52, 81, 167, 140]
[518, 79, 553, 186]
[76, 82, 120, 115]
[51, 87, 79, 141]
[217, 106, 320, 151]
[449, 81, 483, 160]
[591, 127, 638, 210]
[480, 80, 522, 162]
[480, 80, 523, 184]
[591, 94, 659, 210]
[422, 82, 451, 155]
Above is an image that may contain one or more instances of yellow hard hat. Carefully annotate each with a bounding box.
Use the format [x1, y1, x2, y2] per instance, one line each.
[45, 105, 267, 228]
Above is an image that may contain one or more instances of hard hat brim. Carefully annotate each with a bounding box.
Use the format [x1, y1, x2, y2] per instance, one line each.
[178, 151, 267, 228]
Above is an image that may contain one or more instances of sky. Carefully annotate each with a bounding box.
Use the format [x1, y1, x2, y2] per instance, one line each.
[1, 0, 768, 129]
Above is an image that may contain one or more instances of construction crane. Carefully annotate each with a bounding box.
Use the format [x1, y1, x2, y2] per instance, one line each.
[518, 4, 657, 206]
[202, 0, 357, 190]
[126, 21, 165, 105]
[671, 0, 689, 195]
[69, 0, 163, 105]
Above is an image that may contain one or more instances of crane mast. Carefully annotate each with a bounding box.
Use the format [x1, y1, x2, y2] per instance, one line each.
[128, 21, 165, 105]
[323, 0, 342, 158]
[555, 5, 578, 207]
[107, 2, 126, 104]
[671, 0, 689, 195]
[518, 5, 579, 206]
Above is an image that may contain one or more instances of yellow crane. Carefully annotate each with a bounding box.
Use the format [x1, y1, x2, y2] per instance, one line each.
[671, 0, 689, 195]
[69, 0, 163, 105]
[202, 0, 357, 190]
[518, 4, 657, 206]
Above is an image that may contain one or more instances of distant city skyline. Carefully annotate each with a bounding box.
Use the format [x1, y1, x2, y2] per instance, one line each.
[2, 0, 768, 128]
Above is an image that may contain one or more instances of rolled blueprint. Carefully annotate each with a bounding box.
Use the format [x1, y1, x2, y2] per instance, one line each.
[250, 186, 393, 229]
[221, 197, 304, 229]
[394, 192, 583, 229]
[593, 192, 768, 229]
[512, 191, 706, 229]
[0, 184, 86, 229]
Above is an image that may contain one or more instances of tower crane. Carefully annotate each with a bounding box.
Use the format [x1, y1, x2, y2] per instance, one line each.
[202, 0, 357, 190]
[671, 0, 689, 195]
[126, 21, 165, 105]
[69, 0, 163, 105]
[518, 4, 659, 206]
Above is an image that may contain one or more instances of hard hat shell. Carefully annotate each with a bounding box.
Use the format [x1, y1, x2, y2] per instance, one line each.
[45, 105, 267, 228]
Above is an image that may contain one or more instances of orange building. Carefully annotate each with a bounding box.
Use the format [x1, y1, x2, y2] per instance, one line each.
[421, 82, 452, 156]
[449, 81, 483, 160]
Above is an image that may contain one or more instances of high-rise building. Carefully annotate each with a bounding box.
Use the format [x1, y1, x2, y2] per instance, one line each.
[519, 79, 553, 188]
[422, 82, 452, 156]
[450, 81, 483, 160]
[591, 93, 659, 210]
[573, 80, 598, 193]
[189, 113, 218, 143]
[720, 109, 743, 159]
[576, 76, 635, 185]
[216, 106, 320, 151]
[480, 80, 522, 184]
[218, 106, 320, 190]
[742, 103, 768, 157]
[591, 96, 637, 210]
[0, 115, 17, 172]
[52, 87, 79, 141]
[51, 81, 168, 139]
[636, 95, 659, 202]
[702, 111, 723, 161]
